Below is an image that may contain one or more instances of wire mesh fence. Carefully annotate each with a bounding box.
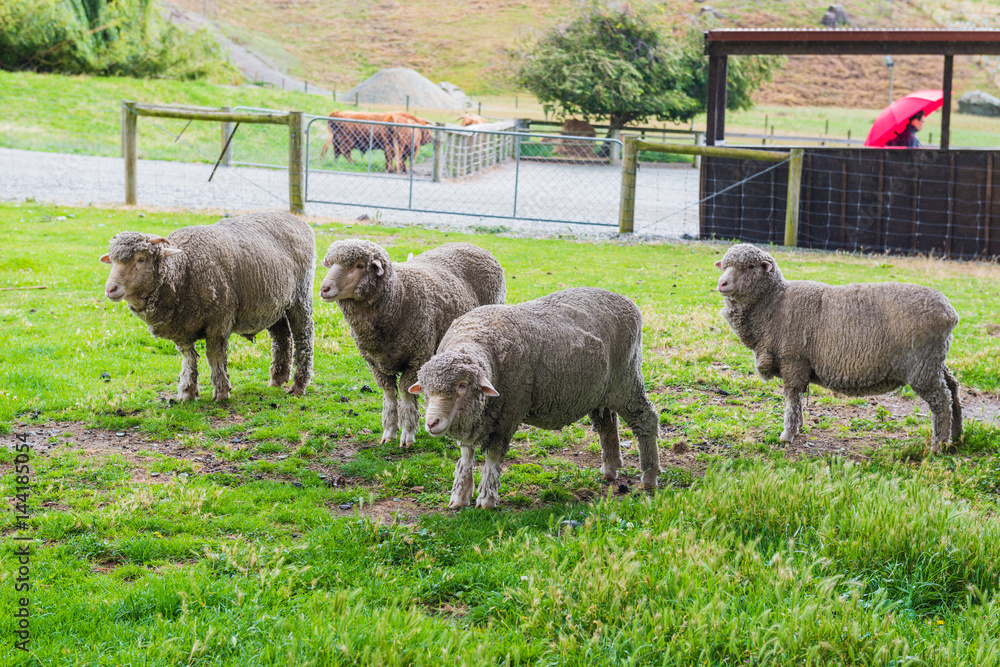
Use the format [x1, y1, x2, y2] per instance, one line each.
[701, 147, 1000, 259]
[303, 116, 625, 227]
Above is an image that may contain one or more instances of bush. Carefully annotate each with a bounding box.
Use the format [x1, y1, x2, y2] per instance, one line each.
[0, 0, 240, 82]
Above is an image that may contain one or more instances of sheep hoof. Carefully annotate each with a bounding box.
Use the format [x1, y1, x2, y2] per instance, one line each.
[448, 498, 470, 510]
[213, 390, 230, 402]
[640, 471, 659, 489]
[177, 388, 198, 401]
[380, 428, 398, 444]
[286, 385, 306, 397]
[779, 430, 795, 443]
[475, 496, 497, 510]
[399, 430, 416, 447]
[599, 465, 619, 482]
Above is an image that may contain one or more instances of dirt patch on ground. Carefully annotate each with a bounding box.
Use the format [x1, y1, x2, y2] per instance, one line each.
[4, 384, 998, 516]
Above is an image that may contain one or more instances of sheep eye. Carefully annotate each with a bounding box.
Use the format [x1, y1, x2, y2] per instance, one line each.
[457, 382, 468, 390]
[356, 263, 364, 269]
[136, 257, 146, 263]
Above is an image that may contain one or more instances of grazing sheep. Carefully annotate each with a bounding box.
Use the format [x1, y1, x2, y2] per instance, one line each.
[101, 211, 315, 401]
[409, 287, 660, 510]
[320, 240, 505, 446]
[715, 243, 962, 452]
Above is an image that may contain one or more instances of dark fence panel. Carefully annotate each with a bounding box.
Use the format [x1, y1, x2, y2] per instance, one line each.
[701, 148, 1000, 259]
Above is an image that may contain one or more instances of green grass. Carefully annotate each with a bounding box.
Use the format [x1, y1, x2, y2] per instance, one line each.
[2, 203, 1000, 663]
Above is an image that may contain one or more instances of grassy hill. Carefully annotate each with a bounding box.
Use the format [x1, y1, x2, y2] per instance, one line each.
[166, 0, 1000, 106]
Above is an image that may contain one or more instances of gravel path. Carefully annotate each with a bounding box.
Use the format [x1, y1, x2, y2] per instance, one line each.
[0, 146, 700, 238]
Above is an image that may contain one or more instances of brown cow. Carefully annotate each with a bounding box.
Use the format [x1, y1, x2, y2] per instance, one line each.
[458, 113, 488, 126]
[385, 112, 434, 174]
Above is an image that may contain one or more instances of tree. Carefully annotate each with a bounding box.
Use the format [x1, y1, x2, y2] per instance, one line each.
[513, 2, 779, 136]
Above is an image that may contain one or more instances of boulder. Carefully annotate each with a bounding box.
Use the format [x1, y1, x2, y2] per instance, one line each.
[958, 90, 1000, 117]
[820, 4, 851, 27]
[438, 81, 472, 110]
[341, 68, 466, 110]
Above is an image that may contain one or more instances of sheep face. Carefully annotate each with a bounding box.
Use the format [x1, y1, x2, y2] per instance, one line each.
[319, 240, 390, 302]
[715, 244, 784, 305]
[409, 353, 498, 438]
[100, 232, 181, 306]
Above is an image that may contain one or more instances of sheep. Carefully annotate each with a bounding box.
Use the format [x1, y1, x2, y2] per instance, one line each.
[320, 240, 505, 447]
[408, 287, 661, 510]
[715, 243, 962, 453]
[100, 210, 315, 401]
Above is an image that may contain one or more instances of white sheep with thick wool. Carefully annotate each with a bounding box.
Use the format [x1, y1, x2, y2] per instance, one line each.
[409, 287, 661, 509]
[715, 243, 962, 452]
[320, 239, 505, 446]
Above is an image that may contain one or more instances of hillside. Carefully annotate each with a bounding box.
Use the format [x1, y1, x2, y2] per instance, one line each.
[171, 0, 999, 108]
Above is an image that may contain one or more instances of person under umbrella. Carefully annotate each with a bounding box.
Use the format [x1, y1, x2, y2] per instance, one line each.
[885, 110, 925, 148]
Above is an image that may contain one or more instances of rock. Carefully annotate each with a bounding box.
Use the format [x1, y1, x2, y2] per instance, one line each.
[559, 519, 584, 531]
[438, 81, 472, 109]
[958, 91, 1000, 117]
[341, 68, 466, 110]
[699, 5, 726, 19]
[338, 502, 353, 510]
[150, 471, 160, 477]
[820, 4, 851, 27]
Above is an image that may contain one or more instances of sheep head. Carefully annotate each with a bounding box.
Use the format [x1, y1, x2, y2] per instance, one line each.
[409, 349, 498, 439]
[100, 232, 181, 307]
[319, 239, 392, 303]
[715, 243, 785, 306]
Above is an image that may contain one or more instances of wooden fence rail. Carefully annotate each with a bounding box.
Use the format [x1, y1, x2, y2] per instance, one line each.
[121, 101, 304, 213]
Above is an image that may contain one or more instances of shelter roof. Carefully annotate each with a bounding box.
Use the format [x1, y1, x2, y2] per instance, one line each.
[705, 29, 1000, 56]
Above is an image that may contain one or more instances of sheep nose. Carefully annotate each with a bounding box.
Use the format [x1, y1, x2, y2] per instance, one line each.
[320, 284, 334, 300]
[426, 416, 441, 432]
[106, 284, 123, 300]
[717, 277, 731, 293]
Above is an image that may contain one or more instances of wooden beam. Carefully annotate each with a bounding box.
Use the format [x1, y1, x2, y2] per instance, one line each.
[635, 140, 789, 161]
[288, 111, 305, 214]
[123, 100, 137, 206]
[705, 54, 728, 146]
[784, 148, 803, 247]
[618, 137, 638, 234]
[133, 104, 289, 125]
[942, 54, 953, 150]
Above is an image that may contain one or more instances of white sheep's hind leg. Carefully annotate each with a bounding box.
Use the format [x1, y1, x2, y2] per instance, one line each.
[475, 449, 503, 509]
[267, 314, 293, 388]
[621, 396, 661, 490]
[285, 298, 314, 396]
[396, 368, 420, 447]
[449, 445, 476, 509]
[589, 408, 622, 482]
[176, 342, 200, 401]
[205, 334, 232, 401]
[380, 388, 399, 444]
[911, 373, 953, 455]
[780, 383, 806, 443]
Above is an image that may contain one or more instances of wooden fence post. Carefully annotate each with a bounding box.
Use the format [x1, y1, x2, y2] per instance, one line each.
[288, 111, 305, 214]
[221, 106, 233, 167]
[123, 100, 137, 206]
[619, 136, 638, 234]
[783, 148, 804, 247]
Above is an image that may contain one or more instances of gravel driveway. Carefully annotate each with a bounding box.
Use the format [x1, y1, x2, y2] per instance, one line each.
[0, 146, 700, 238]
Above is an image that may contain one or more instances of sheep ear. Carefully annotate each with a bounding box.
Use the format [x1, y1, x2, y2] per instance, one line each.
[714, 260, 723, 269]
[479, 375, 499, 397]
[322, 258, 332, 269]
[762, 261, 773, 273]
[100, 254, 111, 264]
[371, 258, 385, 276]
[148, 236, 170, 245]
[407, 382, 423, 395]
[162, 248, 183, 257]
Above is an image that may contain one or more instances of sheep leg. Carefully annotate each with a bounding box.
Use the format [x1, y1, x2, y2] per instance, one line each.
[176, 342, 199, 401]
[205, 334, 232, 401]
[944, 366, 963, 445]
[449, 444, 476, 510]
[381, 388, 399, 443]
[285, 300, 314, 396]
[780, 383, 807, 443]
[475, 449, 504, 509]
[267, 314, 293, 388]
[396, 367, 420, 447]
[911, 373, 954, 455]
[589, 408, 622, 482]
[371, 369, 399, 443]
[620, 396, 661, 490]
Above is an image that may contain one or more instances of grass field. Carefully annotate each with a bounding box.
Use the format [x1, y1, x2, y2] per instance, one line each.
[2, 203, 1000, 664]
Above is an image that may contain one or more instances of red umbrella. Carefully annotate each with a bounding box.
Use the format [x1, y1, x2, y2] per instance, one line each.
[864, 89, 943, 147]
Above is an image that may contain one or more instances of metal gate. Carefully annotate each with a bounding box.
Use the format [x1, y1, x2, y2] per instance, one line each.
[303, 114, 623, 227]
